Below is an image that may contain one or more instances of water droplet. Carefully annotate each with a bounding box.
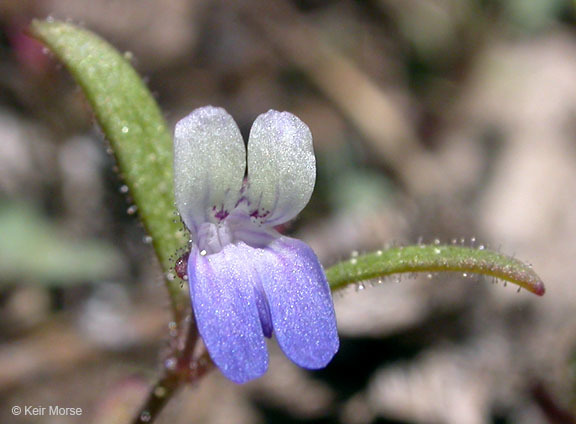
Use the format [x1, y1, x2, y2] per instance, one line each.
[121, 126, 129, 134]
[200, 250, 207, 256]
[164, 357, 177, 370]
[127, 205, 138, 215]
[143, 235, 153, 244]
[140, 411, 151, 422]
[154, 386, 167, 398]
[119, 185, 129, 194]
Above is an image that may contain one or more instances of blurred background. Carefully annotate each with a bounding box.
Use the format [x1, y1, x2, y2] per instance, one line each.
[1, 0, 576, 423]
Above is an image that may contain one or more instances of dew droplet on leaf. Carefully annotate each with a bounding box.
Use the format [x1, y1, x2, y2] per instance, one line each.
[154, 386, 166, 398]
[164, 357, 177, 370]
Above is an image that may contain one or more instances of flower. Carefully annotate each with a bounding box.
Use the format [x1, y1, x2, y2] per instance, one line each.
[174, 106, 339, 383]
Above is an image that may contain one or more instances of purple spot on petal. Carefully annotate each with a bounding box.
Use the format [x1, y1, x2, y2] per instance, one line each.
[250, 209, 271, 220]
[214, 208, 229, 221]
[211, 204, 229, 221]
[234, 195, 249, 209]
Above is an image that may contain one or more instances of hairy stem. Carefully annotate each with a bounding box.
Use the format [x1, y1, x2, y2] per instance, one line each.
[132, 315, 213, 424]
[132, 373, 180, 424]
[326, 244, 545, 296]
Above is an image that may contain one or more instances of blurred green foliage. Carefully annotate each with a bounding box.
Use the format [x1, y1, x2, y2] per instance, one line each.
[0, 202, 122, 286]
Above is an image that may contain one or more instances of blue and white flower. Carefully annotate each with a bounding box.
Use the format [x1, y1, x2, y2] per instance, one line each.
[174, 106, 339, 384]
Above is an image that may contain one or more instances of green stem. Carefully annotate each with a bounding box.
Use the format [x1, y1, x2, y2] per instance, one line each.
[326, 244, 545, 296]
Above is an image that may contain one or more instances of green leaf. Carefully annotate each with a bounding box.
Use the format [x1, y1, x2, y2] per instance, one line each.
[30, 20, 188, 319]
[0, 202, 122, 286]
[326, 244, 545, 296]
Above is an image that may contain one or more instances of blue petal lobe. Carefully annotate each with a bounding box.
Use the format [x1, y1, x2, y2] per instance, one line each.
[259, 237, 339, 369]
[188, 244, 268, 383]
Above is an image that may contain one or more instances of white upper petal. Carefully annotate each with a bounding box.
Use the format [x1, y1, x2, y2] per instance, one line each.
[246, 110, 315, 226]
[174, 106, 246, 234]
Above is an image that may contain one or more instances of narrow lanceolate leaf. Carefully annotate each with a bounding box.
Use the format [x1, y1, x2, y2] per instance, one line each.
[30, 20, 188, 320]
[325, 244, 545, 296]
